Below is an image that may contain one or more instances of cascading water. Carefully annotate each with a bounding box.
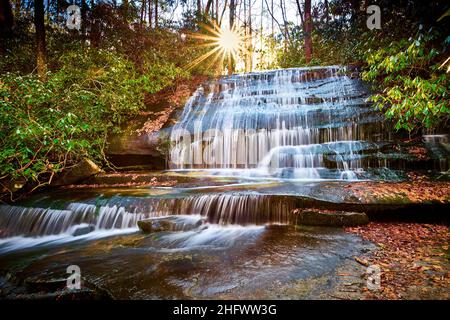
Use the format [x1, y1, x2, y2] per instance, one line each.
[0, 67, 448, 252]
[0, 194, 294, 238]
[170, 66, 390, 180]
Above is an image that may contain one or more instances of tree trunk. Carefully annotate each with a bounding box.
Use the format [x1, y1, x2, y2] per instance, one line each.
[229, 0, 235, 28]
[244, 0, 247, 71]
[81, 0, 87, 40]
[140, 0, 146, 25]
[271, 0, 273, 34]
[205, 0, 213, 16]
[215, 0, 218, 23]
[34, 0, 47, 78]
[351, 0, 360, 23]
[280, 0, 290, 50]
[264, 0, 284, 40]
[295, 0, 304, 26]
[228, 0, 236, 75]
[148, 0, 152, 28]
[154, 0, 158, 28]
[246, 0, 253, 72]
[0, 0, 14, 55]
[304, 0, 312, 64]
[219, 0, 227, 26]
[197, 0, 201, 18]
[122, 0, 128, 21]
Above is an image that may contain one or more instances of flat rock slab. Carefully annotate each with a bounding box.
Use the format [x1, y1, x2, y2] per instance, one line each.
[294, 209, 369, 227]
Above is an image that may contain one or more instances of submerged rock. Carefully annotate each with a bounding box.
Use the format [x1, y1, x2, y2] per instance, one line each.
[138, 216, 205, 233]
[138, 219, 172, 233]
[5, 288, 111, 300]
[24, 277, 67, 293]
[10, 276, 114, 300]
[72, 224, 96, 237]
[293, 209, 369, 227]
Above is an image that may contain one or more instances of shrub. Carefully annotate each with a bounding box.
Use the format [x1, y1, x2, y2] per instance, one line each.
[0, 48, 182, 191]
[362, 32, 449, 131]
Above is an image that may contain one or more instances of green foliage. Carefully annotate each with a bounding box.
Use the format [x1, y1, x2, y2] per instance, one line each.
[0, 48, 182, 188]
[362, 33, 449, 131]
[0, 2, 207, 196]
[268, 0, 450, 133]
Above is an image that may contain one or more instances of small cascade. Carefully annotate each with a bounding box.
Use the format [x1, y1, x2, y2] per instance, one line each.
[0, 203, 150, 238]
[423, 134, 450, 172]
[0, 194, 298, 238]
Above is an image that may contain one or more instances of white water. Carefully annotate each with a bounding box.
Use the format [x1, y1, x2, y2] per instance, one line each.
[155, 224, 265, 251]
[170, 66, 386, 180]
[0, 228, 138, 254]
[0, 193, 293, 237]
[0, 203, 149, 238]
[2, 67, 447, 253]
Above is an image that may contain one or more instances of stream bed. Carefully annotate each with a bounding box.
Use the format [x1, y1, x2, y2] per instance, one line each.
[0, 216, 374, 299]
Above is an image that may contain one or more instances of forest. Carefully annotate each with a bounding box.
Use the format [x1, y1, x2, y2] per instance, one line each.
[0, 0, 448, 196]
[0, 0, 449, 303]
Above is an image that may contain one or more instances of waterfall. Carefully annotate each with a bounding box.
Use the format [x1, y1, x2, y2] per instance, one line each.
[0, 194, 296, 238]
[1, 67, 447, 247]
[0, 203, 148, 238]
[170, 66, 389, 180]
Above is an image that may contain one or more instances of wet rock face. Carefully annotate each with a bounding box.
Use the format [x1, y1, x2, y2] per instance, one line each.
[170, 67, 449, 179]
[106, 132, 166, 170]
[293, 209, 369, 227]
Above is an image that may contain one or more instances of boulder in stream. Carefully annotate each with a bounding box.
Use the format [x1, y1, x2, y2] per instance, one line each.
[138, 216, 205, 233]
[71, 224, 96, 237]
[294, 209, 369, 227]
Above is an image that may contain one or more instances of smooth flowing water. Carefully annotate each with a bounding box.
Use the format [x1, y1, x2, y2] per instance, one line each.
[0, 67, 448, 299]
[171, 67, 395, 180]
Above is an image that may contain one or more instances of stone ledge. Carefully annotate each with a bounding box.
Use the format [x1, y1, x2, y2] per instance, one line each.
[293, 209, 369, 227]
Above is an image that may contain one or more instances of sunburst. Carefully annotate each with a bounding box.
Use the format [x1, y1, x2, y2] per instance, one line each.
[184, 20, 249, 74]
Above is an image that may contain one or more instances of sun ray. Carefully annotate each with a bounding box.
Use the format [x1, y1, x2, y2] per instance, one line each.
[184, 18, 251, 73]
[185, 45, 223, 71]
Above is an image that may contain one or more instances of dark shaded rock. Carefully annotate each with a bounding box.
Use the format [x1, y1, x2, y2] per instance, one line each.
[107, 131, 166, 169]
[138, 219, 171, 233]
[6, 287, 113, 300]
[0, 178, 26, 193]
[108, 131, 161, 156]
[72, 224, 95, 237]
[52, 158, 101, 186]
[294, 209, 369, 227]
[138, 216, 205, 233]
[15, 276, 114, 300]
[349, 72, 360, 79]
[24, 277, 67, 293]
[107, 154, 165, 170]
